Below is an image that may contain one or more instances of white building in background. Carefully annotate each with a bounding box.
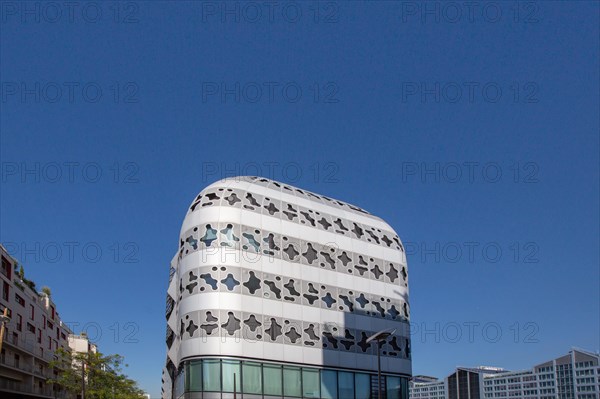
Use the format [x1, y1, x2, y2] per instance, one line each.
[410, 348, 600, 399]
[162, 176, 411, 399]
[482, 348, 600, 399]
[68, 333, 97, 356]
[410, 375, 446, 399]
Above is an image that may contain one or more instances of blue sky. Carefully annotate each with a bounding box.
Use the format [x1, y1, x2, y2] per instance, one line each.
[1, 1, 598, 397]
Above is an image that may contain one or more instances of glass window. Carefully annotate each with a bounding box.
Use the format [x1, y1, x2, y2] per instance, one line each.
[339, 371, 354, 399]
[386, 376, 401, 399]
[202, 359, 221, 391]
[187, 361, 202, 392]
[321, 370, 338, 399]
[222, 360, 241, 393]
[355, 373, 371, 399]
[302, 368, 320, 398]
[284, 366, 302, 397]
[242, 361, 262, 394]
[400, 378, 409, 399]
[263, 364, 283, 396]
[174, 369, 185, 398]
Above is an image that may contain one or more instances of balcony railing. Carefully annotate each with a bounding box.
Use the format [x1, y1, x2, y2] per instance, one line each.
[0, 354, 32, 372]
[2, 333, 57, 363]
[0, 378, 52, 395]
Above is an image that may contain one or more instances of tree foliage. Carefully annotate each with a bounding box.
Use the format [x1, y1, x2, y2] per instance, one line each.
[50, 347, 146, 399]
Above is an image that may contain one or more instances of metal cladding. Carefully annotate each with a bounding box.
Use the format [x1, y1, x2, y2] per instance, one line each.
[162, 177, 411, 398]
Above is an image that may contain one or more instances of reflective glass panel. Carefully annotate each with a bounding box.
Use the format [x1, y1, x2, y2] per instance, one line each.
[321, 369, 338, 399]
[303, 368, 320, 398]
[338, 371, 354, 399]
[263, 364, 283, 396]
[222, 360, 241, 393]
[284, 366, 302, 397]
[188, 360, 202, 391]
[202, 359, 221, 392]
[355, 373, 371, 399]
[387, 376, 401, 399]
[242, 361, 262, 394]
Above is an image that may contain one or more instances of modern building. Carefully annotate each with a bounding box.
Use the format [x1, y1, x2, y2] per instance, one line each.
[410, 376, 446, 399]
[482, 348, 600, 399]
[410, 348, 600, 399]
[410, 367, 508, 399]
[447, 367, 506, 399]
[0, 244, 73, 399]
[162, 176, 411, 399]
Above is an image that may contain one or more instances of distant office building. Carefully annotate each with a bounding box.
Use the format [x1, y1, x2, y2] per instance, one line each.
[410, 367, 510, 399]
[410, 348, 600, 399]
[410, 375, 446, 399]
[162, 177, 411, 398]
[447, 367, 506, 399]
[0, 244, 73, 399]
[482, 348, 600, 399]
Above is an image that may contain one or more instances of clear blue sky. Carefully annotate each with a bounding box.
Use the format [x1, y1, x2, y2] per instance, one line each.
[1, 2, 598, 397]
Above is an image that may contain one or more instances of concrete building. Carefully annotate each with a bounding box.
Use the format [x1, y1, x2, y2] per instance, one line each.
[0, 244, 73, 399]
[410, 348, 600, 399]
[162, 177, 411, 398]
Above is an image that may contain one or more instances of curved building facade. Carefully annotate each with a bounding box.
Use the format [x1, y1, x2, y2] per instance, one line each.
[162, 177, 411, 399]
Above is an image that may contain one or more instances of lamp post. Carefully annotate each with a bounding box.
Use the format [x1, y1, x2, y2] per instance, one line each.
[367, 328, 396, 399]
[233, 372, 237, 399]
[81, 354, 86, 399]
[0, 307, 10, 353]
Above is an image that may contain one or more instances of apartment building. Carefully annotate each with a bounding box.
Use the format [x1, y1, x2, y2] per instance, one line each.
[0, 244, 73, 399]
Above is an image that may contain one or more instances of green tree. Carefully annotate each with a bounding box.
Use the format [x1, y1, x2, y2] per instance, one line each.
[17, 265, 25, 279]
[16, 264, 36, 291]
[50, 347, 146, 399]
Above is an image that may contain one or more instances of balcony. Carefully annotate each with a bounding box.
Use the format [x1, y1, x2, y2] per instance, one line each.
[2, 333, 57, 363]
[0, 377, 66, 398]
[0, 353, 32, 372]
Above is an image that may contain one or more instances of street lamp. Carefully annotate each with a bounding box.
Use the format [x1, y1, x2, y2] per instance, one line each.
[367, 328, 396, 399]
